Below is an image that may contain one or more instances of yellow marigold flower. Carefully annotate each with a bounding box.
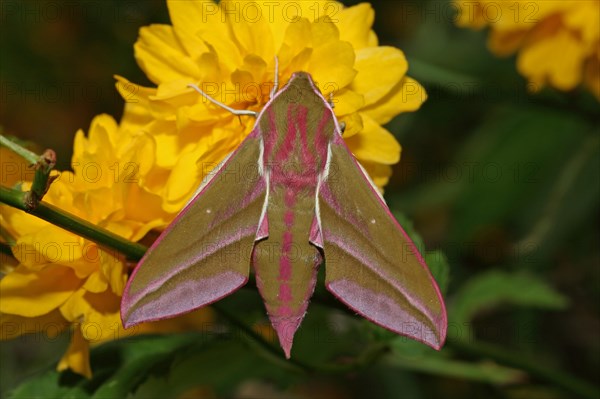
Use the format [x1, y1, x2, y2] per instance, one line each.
[0, 112, 212, 377]
[116, 0, 427, 212]
[455, 0, 600, 99]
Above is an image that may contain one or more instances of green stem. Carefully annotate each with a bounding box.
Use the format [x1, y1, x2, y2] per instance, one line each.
[0, 186, 147, 261]
[0, 134, 39, 164]
[27, 149, 57, 209]
[1, 134, 59, 209]
[448, 338, 599, 399]
[311, 289, 597, 395]
[210, 303, 310, 373]
[212, 299, 388, 374]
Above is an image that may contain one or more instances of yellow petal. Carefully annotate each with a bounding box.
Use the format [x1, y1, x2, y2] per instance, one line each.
[124, 184, 169, 226]
[312, 15, 340, 44]
[119, 102, 154, 134]
[73, 115, 116, 166]
[82, 289, 121, 315]
[309, 40, 356, 94]
[276, 18, 314, 76]
[73, 188, 120, 225]
[563, 2, 600, 47]
[142, 164, 171, 197]
[194, 128, 242, 175]
[14, 227, 83, 267]
[333, 88, 365, 116]
[57, 326, 92, 378]
[488, 28, 528, 56]
[82, 268, 109, 294]
[154, 79, 199, 105]
[1, 207, 47, 241]
[363, 77, 427, 124]
[454, 0, 488, 29]
[100, 253, 127, 296]
[200, 30, 244, 74]
[0, 264, 82, 317]
[231, 54, 269, 94]
[344, 113, 400, 165]
[254, 2, 292, 51]
[72, 291, 123, 343]
[222, 0, 274, 60]
[68, 258, 98, 280]
[150, 124, 182, 169]
[166, 0, 214, 60]
[517, 31, 587, 91]
[163, 147, 205, 213]
[338, 112, 363, 139]
[135, 24, 201, 84]
[351, 46, 407, 107]
[361, 161, 393, 190]
[281, 17, 312, 50]
[179, 102, 224, 128]
[118, 132, 156, 178]
[0, 147, 30, 187]
[286, 48, 313, 77]
[91, 114, 120, 150]
[337, 3, 377, 49]
[59, 288, 90, 322]
[114, 75, 156, 112]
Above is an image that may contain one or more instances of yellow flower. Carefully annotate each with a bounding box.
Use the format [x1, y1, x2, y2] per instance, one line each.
[455, 0, 600, 99]
[116, 0, 427, 212]
[0, 112, 212, 377]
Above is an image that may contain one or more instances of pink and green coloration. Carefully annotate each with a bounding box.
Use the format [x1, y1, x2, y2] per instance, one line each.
[121, 72, 447, 357]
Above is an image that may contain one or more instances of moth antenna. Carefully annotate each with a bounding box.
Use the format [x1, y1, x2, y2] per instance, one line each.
[188, 83, 258, 117]
[270, 56, 280, 99]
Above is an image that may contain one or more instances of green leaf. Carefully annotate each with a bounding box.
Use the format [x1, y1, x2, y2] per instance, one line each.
[389, 339, 524, 385]
[392, 212, 425, 251]
[450, 270, 569, 327]
[131, 339, 296, 399]
[393, 212, 450, 296]
[388, 354, 525, 385]
[7, 333, 210, 399]
[450, 107, 589, 242]
[90, 333, 203, 399]
[425, 250, 450, 296]
[8, 370, 89, 399]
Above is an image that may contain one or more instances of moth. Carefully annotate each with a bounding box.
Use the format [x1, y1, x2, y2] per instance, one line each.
[121, 70, 447, 358]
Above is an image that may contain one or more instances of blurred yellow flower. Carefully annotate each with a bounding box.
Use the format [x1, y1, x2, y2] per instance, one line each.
[455, 0, 600, 99]
[116, 0, 427, 212]
[0, 111, 212, 377]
